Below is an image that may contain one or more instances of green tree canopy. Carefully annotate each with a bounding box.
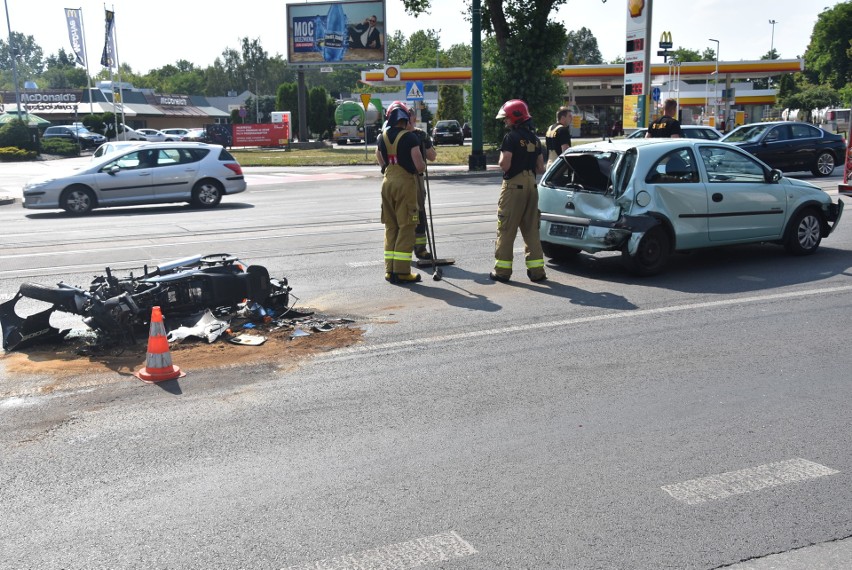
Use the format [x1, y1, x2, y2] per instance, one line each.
[804, 2, 852, 90]
[563, 27, 603, 65]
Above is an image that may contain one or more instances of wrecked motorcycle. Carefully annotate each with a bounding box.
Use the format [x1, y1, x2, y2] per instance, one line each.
[0, 254, 292, 351]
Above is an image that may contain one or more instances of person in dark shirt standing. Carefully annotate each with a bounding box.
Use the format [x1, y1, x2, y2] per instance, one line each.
[490, 99, 547, 283]
[376, 101, 426, 284]
[545, 106, 572, 168]
[646, 98, 683, 138]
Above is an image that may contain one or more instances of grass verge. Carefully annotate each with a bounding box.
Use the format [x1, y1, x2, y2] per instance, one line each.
[231, 143, 497, 167]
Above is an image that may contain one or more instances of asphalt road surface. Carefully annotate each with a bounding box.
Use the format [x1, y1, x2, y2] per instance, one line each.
[1, 161, 851, 569]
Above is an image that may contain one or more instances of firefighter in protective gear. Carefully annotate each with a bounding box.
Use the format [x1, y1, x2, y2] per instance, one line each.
[490, 99, 547, 283]
[376, 101, 426, 284]
[545, 106, 572, 168]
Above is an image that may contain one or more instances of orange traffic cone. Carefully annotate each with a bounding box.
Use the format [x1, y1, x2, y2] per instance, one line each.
[134, 306, 186, 383]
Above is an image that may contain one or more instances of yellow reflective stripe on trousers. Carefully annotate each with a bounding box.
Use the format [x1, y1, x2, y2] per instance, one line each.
[526, 259, 545, 269]
[392, 251, 412, 261]
[384, 251, 394, 261]
[415, 236, 428, 246]
[494, 260, 513, 270]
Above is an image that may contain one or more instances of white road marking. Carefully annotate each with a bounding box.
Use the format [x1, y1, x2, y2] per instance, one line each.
[285, 530, 476, 570]
[321, 284, 852, 360]
[661, 458, 839, 505]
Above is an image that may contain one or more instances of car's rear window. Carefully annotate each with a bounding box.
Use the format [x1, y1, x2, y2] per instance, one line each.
[218, 149, 237, 161]
[544, 151, 615, 193]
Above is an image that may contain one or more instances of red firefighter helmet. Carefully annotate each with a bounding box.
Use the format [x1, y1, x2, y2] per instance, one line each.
[386, 100, 414, 126]
[496, 99, 531, 125]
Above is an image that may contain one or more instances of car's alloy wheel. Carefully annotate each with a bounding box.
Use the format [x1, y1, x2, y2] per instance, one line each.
[61, 187, 95, 215]
[191, 180, 223, 208]
[784, 208, 822, 255]
[811, 151, 835, 177]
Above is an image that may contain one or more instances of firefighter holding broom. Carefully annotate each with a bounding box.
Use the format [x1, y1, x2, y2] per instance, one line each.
[376, 101, 426, 284]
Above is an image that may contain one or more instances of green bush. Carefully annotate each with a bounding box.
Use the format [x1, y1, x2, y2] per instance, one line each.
[0, 119, 39, 152]
[40, 138, 80, 157]
[0, 146, 38, 161]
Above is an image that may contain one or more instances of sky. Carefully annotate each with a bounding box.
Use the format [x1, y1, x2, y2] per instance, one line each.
[3, 0, 843, 75]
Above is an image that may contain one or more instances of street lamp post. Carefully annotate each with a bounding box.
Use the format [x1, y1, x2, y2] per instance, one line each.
[435, 29, 441, 68]
[3, 0, 22, 121]
[768, 19, 778, 92]
[769, 19, 777, 58]
[709, 38, 720, 127]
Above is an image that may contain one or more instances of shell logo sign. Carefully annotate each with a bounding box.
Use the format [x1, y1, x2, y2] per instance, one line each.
[629, 0, 644, 18]
[384, 65, 400, 82]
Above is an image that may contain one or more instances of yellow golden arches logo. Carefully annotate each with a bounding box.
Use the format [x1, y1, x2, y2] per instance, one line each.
[660, 31, 672, 45]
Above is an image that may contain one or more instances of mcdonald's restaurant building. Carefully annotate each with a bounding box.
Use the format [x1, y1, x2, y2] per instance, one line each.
[0, 84, 239, 130]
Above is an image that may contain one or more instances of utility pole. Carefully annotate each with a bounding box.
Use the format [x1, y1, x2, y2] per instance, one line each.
[710, 38, 720, 127]
[3, 0, 22, 122]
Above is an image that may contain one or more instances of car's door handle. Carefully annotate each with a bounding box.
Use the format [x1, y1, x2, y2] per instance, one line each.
[139, 172, 151, 177]
[712, 193, 723, 202]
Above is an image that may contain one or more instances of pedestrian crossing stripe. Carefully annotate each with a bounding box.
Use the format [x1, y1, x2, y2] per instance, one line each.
[406, 81, 424, 101]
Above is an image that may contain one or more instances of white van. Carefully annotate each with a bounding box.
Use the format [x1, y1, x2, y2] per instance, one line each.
[821, 108, 850, 135]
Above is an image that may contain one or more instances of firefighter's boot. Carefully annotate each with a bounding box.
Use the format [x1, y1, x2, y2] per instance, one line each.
[414, 246, 433, 261]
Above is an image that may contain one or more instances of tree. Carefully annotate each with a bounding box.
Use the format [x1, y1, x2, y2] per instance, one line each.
[0, 32, 45, 90]
[241, 38, 269, 96]
[308, 86, 334, 139]
[563, 27, 603, 65]
[481, 3, 568, 142]
[436, 85, 464, 123]
[803, 2, 852, 90]
[399, 1, 572, 142]
[276, 82, 301, 134]
[781, 83, 840, 121]
[41, 48, 89, 89]
[671, 48, 701, 63]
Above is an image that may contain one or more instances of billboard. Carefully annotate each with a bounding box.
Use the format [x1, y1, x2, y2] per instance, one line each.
[287, 0, 386, 65]
[233, 122, 290, 147]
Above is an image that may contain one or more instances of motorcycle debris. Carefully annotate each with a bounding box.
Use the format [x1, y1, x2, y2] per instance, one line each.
[290, 326, 311, 339]
[228, 334, 267, 346]
[311, 323, 335, 333]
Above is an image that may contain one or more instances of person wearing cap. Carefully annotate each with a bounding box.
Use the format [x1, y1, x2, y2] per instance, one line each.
[490, 99, 547, 283]
[375, 101, 426, 284]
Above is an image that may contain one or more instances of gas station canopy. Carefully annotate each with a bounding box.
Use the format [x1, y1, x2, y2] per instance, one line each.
[361, 59, 803, 88]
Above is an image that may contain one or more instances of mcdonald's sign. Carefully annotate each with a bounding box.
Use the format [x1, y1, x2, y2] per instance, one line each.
[659, 31, 672, 49]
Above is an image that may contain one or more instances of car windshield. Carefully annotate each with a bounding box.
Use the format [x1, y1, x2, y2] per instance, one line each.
[722, 124, 771, 143]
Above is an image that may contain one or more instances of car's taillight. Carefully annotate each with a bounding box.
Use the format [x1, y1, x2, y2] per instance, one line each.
[224, 163, 243, 175]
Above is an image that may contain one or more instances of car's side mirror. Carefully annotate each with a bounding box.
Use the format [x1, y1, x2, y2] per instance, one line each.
[106, 165, 121, 175]
[767, 168, 782, 183]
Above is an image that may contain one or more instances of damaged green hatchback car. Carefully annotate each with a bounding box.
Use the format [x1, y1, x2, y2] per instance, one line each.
[538, 139, 844, 276]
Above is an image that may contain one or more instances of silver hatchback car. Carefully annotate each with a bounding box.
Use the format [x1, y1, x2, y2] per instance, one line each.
[538, 139, 843, 275]
[23, 142, 246, 214]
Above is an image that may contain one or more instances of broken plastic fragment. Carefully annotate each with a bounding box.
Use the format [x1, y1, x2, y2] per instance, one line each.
[228, 334, 267, 346]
